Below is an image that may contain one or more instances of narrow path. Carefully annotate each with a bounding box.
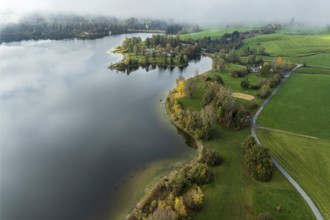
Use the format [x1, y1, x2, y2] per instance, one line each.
[251, 64, 324, 220]
[258, 126, 320, 140]
[307, 65, 330, 69]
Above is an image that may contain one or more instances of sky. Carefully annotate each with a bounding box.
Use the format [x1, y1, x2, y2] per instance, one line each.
[1, 0, 329, 26]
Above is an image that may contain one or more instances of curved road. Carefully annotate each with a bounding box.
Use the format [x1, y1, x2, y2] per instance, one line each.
[251, 64, 324, 220]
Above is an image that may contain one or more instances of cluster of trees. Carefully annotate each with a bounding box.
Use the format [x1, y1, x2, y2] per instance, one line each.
[112, 35, 202, 72]
[200, 82, 250, 129]
[168, 99, 217, 140]
[0, 13, 200, 43]
[166, 24, 200, 35]
[169, 78, 250, 139]
[238, 57, 293, 98]
[182, 25, 281, 55]
[230, 68, 250, 78]
[240, 73, 282, 98]
[183, 31, 243, 53]
[241, 136, 273, 182]
[127, 147, 221, 220]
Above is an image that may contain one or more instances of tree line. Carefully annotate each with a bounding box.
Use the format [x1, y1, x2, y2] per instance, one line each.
[0, 13, 200, 43]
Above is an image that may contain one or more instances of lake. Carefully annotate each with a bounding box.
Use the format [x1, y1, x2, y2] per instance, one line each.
[0, 34, 212, 220]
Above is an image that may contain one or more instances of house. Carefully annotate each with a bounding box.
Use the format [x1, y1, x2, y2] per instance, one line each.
[252, 65, 262, 72]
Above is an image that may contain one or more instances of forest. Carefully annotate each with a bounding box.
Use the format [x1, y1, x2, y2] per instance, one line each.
[0, 13, 200, 43]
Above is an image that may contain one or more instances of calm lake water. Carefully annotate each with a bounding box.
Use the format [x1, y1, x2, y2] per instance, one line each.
[0, 34, 211, 220]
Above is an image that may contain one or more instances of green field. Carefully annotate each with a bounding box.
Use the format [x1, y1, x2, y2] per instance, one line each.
[190, 127, 314, 219]
[257, 129, 330, 219]
[258, 69, 330, 139]
[242, 33, 330, 67]
[180, 27, 252, 40]
[294, 66, 330, 75]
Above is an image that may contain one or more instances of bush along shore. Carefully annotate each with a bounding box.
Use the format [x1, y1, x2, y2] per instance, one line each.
[125, 87, 222, 220]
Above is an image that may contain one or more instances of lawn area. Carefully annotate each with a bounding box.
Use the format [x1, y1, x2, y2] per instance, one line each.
[257, 70, 330, 139]
[242, 33, 330, 67]
[191, 127, 314, 219]
[180, 26, 252, 40]
[257, 129, 330, 219]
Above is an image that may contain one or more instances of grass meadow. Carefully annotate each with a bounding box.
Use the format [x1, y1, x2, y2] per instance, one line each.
[257, 69, 330, 139]
[191, 127, 314, 219]
[257, 129, 330, 219]
[180, 26, 253, 40]
[242, 33, 330, 67]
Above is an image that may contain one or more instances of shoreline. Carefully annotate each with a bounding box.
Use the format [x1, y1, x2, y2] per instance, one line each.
[109, 68, 211, 220]
[121, 71, 212, 219]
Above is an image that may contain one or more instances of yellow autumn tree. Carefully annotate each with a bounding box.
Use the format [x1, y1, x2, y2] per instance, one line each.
[176, 76, 185, 96]
[274, 56, 287, 73]
[174, 197, 187, 218]
[192, 186, 204, 205]
[177, 80, 185, 95]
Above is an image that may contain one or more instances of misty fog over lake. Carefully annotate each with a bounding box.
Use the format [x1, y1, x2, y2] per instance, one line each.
[0, 34, 212, 220]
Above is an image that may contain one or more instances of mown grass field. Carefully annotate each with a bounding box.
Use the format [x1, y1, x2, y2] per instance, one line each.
[190, 127, 314, 219]
[257, 69, 330, 139]
[242, 33, 330, 67]
[257, 129, 330, 219]
[180, 26, 252, 40]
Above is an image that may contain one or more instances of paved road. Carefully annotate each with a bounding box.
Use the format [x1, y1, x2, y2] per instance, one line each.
[251, 65, 324, 220]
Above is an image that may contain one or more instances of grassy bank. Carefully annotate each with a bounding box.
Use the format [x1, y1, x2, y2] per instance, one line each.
[257, 129, 330, 219]
[258, 70, 330, 139]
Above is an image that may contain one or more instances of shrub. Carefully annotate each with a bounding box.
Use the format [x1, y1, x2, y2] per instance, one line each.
[147, 206, 178, 220]
[241, 135, 257, 152]
[165, 172, 187, 195]
[198, 148, 222, 166]
[192, 163, 213, 184]
[240, 78, 250, 89]
[174, 197, 187, 218]
[183, 185, 204, 211]
[257, 84, 271, 98]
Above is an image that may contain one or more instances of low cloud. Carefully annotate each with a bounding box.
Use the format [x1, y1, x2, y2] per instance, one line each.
[1, 0, 329, 26]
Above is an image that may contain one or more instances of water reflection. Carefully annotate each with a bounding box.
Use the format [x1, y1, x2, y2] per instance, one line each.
[0, 34, 211, 220]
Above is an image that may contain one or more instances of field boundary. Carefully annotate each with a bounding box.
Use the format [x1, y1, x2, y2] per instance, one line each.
[258, 126, 322, 140]
[251, 64, 324, 220]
